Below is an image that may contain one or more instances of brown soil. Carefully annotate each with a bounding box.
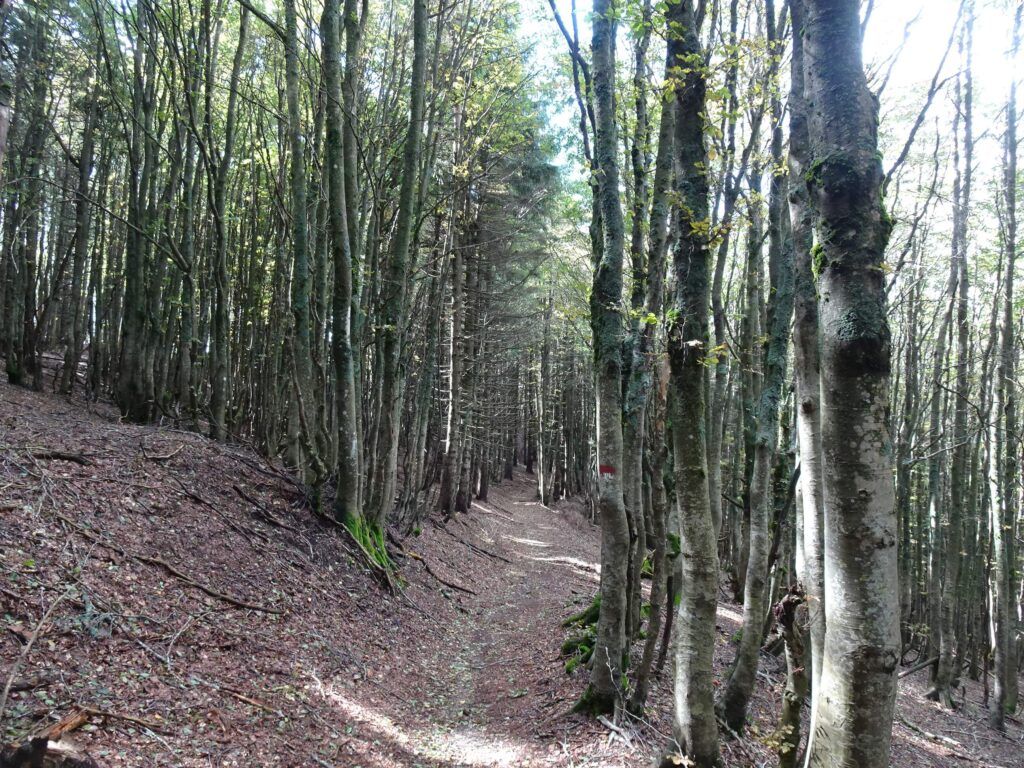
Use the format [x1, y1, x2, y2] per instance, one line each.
[1, 380, 1021, 766]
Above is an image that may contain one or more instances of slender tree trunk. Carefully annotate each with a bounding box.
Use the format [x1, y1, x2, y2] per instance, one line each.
[369, 0, 428, 531]
[209, 7, 248, 440]
[580, 0, 629, 717]
[661, 1, 719, 764]
[930, 9, 972, 706]
[788, 1, 826, 732]
[719, 0, 794, 731]
[627, 44, 675, 714]
[323, 0, 360, 524]
[61, 75, 99, 395]
[775, 585, 808, 768]
[990, 1, 1021, 731]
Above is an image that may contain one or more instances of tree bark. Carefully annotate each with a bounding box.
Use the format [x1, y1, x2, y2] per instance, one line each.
[369, 0, 428, 531]
[323, 0, 360, 525]
[990, 1, 1021, 731]
[580, 0, 629, 717]
[803, 1, 900, 765]
[661, 1, 720, 764]
[788, 0, 826, 729]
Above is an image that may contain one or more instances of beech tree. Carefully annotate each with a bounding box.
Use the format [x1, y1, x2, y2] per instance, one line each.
[801, 0, 900, 763]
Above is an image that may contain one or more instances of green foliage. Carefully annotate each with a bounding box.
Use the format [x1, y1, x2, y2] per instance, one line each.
[345, 515, 392, 572]
[667, 532, 681, 559]
[562, 594, 601, 628]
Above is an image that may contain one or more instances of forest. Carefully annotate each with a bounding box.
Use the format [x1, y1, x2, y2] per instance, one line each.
[0, 0, 1022, 765]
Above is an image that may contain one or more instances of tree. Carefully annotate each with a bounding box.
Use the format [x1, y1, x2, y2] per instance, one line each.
[368, 0, 428, 538]
[661, 0, 720, 764]
[579, 0, 630, 716]
[801, 0, 900, 764]
[718, 0, 794, 731]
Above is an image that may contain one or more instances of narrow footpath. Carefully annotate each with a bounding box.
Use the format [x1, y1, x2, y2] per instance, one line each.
[338, 471, 652, 767]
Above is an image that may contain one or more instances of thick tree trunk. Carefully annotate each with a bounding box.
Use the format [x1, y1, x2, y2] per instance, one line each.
[803, 1, 900, 765]
[117, 3, 156, 422]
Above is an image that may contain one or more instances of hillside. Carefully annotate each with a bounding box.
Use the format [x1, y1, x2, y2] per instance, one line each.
[0, 381, 1021, 767]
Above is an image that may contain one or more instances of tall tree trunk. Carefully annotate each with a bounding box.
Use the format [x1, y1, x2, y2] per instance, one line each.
[621, 0, 652, 641]
[60, 75, 99, 395]
[369, 0, 428, 531]
[930, 8, 972, 706]
[661, 1, 719, 764]
[580, 0, 629, 717]
[720, 0, 794, 732]
[803, 1, 899, 765]
[788, 0, 826, 731]
[627, 42, 675, 714]
[323, 0, 360, 524]
[990, 0, 1021, 732]
[209, 7, 248, 439]
[117, 2, 156, 422]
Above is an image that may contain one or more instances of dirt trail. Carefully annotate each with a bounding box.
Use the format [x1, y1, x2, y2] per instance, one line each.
[409, 485, 603, 765]
[4, 380, 1023, 768]
[332, 475, 638, 767]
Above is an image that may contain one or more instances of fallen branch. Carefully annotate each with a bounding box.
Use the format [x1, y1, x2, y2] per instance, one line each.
[141, 440, 184, 462]
[86, 707, 162, 731]
[597, 715, 632, 747]
[30, 450, 92, 466]
[438, 526, 512, 563]
[53, 511, 282, 615]
[406, 551, 477, 595]
[0, 586, 38, 607]
[172, 478, 268, 544]
[77, 707, 165, 733]
[0, 586, 75, 729]
[898, 655, 938, 679]
[716, 715, 761, 764]
[893, 713, 995, 765]
[895, 715, 1014, 767]
[135, 553, 283, 614]
[233, 484, 298, 532]
[6, 676, 53, 694]
[197, 677, 284, 717]
[35, 709, 90, 741]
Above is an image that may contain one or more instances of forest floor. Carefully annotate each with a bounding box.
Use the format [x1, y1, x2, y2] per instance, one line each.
[1, 379, 1023, 767]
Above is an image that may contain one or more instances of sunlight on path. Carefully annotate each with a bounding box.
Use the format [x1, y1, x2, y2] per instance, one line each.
[309, 476, 610, 767]
[314, 678, 529, 766]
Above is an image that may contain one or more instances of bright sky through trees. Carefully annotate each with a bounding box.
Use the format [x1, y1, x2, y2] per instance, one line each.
[519, 0, 1013, 172]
